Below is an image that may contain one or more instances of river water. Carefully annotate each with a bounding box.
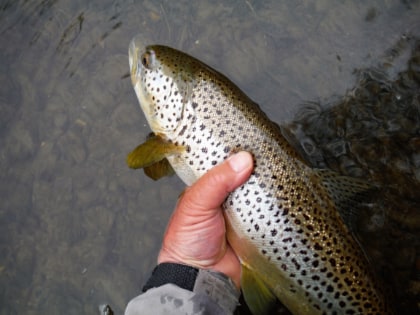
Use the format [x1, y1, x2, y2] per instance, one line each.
[0, 1, 419, 314]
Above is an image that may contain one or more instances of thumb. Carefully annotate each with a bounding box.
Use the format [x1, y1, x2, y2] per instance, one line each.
[178, 151, 254, 216]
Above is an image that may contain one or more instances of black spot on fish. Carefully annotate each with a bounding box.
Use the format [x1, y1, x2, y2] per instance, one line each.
[314, 243, 323, 250]
[291, 258, 301, 270]
[283, 237, 292, 243]
[178, 125, 188, 136]
[306, 224, 314, 231]
[344, 278, 353, 286]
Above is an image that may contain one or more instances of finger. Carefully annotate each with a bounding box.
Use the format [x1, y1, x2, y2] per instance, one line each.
[178, 151, 254, 213]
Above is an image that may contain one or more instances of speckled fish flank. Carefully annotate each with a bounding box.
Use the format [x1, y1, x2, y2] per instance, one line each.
[127, 37, 394, 315]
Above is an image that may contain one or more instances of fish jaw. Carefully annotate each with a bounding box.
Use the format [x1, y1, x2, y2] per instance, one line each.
[128, 38, 190, 136]
[128, 38, 156, 131]
[129, 39, 216, 187]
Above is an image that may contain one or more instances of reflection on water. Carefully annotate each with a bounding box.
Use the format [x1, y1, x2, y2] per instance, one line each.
[0, 0, 419, 314]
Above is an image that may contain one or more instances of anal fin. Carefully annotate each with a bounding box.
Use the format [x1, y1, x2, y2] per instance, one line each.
[241, 263, 277, 315]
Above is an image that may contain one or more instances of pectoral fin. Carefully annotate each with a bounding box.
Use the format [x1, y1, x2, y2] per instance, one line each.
[241, 263, 277, 315]
[144, 158, 175, 180]
[126, 134, 185, 169]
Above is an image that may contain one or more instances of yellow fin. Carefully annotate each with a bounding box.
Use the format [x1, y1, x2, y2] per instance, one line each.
[126, 134, 184, 169]
[144, 158, 175, 180]
[241, 264, 277, 315]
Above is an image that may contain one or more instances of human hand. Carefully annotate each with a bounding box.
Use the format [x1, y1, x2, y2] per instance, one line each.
[157, 151, 254, 288]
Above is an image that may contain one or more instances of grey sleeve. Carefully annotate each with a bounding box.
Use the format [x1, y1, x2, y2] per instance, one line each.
[124, 269, 240, 315]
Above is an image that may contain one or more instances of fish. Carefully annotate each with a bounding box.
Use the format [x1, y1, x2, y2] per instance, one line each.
[126, 36, 395, 315]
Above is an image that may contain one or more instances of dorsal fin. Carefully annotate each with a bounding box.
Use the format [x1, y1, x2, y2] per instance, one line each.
[315, 169, 377, 230]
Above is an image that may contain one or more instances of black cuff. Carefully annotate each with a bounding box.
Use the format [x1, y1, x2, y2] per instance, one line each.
[142, 263, 199, 292]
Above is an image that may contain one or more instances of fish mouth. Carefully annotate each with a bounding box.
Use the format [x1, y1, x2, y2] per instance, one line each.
[128, 35, 148, 84]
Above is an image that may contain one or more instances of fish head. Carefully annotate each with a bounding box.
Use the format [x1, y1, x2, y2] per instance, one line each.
[129, 37, 196, 136]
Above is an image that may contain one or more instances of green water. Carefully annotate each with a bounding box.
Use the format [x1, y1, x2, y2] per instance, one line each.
[0, 1, 419, 314]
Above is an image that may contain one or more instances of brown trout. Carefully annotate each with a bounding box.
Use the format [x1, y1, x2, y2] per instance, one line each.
[126, 37, 394, 315]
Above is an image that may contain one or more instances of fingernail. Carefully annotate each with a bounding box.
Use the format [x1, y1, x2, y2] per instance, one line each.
[228, 152, 251, 173]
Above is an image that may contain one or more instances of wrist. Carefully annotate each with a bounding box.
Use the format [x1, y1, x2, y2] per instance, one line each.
[142, 263, 240, 313]
[158, 247, 241, 289]
[142, 263, 198, 292]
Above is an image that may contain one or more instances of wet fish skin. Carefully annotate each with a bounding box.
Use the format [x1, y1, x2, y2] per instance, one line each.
[127, 37, 394, 315]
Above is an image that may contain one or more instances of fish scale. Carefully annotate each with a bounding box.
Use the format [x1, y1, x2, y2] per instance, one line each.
[127, 38, 394, 315]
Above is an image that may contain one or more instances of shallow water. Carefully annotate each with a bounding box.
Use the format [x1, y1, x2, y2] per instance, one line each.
[0, 0, 419, 314]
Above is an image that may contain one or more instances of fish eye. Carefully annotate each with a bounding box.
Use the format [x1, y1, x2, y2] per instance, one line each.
[141, 50, 155, 69]
[141, 54, 148, 67]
